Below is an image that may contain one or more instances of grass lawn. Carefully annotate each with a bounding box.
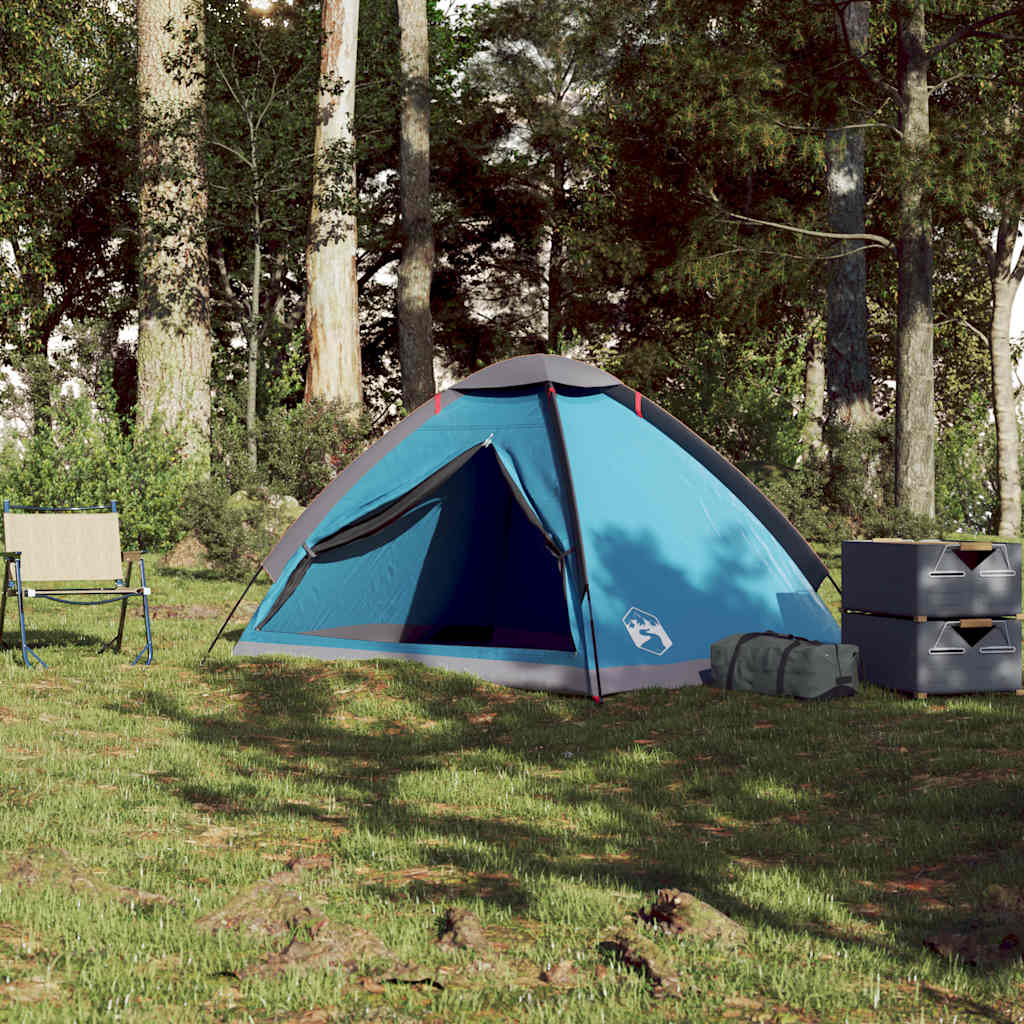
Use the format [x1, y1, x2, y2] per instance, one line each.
[1, 558, 1024, 1022]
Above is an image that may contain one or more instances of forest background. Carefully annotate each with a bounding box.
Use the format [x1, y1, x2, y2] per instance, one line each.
[3, 0, 1024, 570]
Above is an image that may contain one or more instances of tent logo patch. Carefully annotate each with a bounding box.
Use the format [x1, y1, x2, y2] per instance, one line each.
[622, 607, 673, 656]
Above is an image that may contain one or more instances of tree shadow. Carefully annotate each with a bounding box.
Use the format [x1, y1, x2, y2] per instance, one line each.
[110, 522, 1024, 1009]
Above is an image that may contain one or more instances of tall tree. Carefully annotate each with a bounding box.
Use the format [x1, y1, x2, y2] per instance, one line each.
[0, 0, 136, 432]
[826, 1, 876, 432]
[893, 3, 935, 517]
[136, 0, 213, 460]
[972, 213, 1024, 534]
[396, 0, 436, 409]
[305, 0, 362, 414]
[204, 0, 321, 465]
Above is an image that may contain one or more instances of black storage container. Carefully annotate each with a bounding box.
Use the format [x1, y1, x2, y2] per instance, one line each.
[842, 613, 1022, 695]
[841, 540, 1022, 619]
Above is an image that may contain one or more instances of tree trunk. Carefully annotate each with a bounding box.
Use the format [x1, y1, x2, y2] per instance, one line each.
[546, 153, 567, 353]
[397, 0, 436, 411]
[989, 213, 1022, 537]
[136, 0, 212, 463]
[247, 224, 261, 469]
[895, 3, 935, 518]
[801, 327, 826, 457]
[305, 0, 362, 414]
[825, 0, 874, 431]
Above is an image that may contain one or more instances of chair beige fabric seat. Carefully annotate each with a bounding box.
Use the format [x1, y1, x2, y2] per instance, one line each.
[1, 503, 153, 667]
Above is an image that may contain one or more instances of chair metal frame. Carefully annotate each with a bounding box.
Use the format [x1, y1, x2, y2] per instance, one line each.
[1, 500, 153, 668]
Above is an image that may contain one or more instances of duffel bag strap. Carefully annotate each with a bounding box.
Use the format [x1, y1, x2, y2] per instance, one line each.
[725, 633, 761, 691]
[775, 638, 803, 696]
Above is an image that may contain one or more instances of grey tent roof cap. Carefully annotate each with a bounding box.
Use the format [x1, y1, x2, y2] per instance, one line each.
[452, 354, 621, 391]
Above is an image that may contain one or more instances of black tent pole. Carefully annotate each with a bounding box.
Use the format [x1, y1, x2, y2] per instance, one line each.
[200, 564, 264, 665]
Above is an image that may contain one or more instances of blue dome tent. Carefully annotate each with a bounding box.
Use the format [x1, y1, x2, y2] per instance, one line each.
[231, 355, 839, 699]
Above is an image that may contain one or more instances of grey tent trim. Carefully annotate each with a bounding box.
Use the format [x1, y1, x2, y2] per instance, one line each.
[233, 639, 588, 691]
[453, 354, 620, 391]
[605, 385, 828, 590]
[232, 638, 704, 692]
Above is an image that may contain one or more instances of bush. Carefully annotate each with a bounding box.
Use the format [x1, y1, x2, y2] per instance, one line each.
[208, 396, 371, 504]
[0, 393, 197, 551]
[748, 419, 944, 543]
[182, 399, 372, 575]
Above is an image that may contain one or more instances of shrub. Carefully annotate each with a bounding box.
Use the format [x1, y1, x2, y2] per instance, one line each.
[0, 393, 197, 551]
[182, 399, 373, 575]
[208, 396, 371, 504]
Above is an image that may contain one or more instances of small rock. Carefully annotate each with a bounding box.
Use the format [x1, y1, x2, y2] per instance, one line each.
[437, 908, 489, 951]
[639, 888, 747, 947]
[163, 534, 212, 570]
[539, 959, 579, 987]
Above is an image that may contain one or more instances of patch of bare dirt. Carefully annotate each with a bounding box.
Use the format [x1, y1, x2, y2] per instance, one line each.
[358, 863, 523, 904]
[0, 975, 63, 1006]
[195, 856, 333, 938]
[925, 884, 1024, 967]
[239, 920, 435, 986]
[148, 602, 259, 621]
[3, 849, 169, 907]
[162, 535, 212, 570]
[539, 960, 580, 986]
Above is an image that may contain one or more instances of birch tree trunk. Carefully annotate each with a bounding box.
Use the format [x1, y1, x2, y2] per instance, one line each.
[895, 3, 935, 517]
[987, 213, 1023, 536]
[801, 328, 827, 456]
[305, 0, 362, 414]
[397, 0, 435, 410]
[825, 0, 875, 431]
[136, 0, 212, 462]
[546, 153, 567, 353]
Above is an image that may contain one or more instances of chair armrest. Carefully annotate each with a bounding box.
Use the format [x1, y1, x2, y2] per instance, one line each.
[1, 551, 21, 560]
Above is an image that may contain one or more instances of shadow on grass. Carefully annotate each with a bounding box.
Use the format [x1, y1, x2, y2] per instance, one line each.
[1, 627, 124, 654]
[117, 652, 1024, 1013]
[107, 519, 1024, 1013]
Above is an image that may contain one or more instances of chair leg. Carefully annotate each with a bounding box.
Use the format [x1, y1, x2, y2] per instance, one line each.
[103, 561, 132, 654]
[130, 557, 153, 666]
[12, 558, 45, 668]
[0, 558, 9, 647]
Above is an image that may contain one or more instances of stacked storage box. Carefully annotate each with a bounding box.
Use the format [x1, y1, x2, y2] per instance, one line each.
[841, 540, 1023, 696]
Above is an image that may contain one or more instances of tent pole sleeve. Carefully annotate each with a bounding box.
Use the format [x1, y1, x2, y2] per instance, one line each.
[545, 384, 602, 702]
[202, 564, 264, 664]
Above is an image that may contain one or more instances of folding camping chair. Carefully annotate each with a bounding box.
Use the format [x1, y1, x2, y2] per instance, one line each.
[0, 501, 153, 668]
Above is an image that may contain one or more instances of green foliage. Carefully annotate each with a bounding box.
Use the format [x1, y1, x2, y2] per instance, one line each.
[182, 399, 372, 575]
[0, 0, 136, 390]
[208, 396, 372, 505]
[602, 324, 809, 468]
[750, 421, 943, 542]
[0, 394, 196, 551]
[935, 389, 999, 535]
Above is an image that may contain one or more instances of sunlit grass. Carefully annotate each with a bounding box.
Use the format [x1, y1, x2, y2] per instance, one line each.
[0, 558, 1023, 1020]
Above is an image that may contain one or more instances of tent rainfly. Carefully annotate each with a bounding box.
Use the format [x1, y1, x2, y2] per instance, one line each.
[233, 355, 840, 699]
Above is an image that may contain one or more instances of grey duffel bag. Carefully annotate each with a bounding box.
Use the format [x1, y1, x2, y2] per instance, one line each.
[710, 631, 860, 700]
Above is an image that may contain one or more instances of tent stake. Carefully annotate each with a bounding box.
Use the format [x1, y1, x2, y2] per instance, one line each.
[201, 564, 264, 665]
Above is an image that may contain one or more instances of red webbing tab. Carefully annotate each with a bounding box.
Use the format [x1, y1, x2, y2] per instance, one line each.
[434, 393, 441, 414]
[634, 390, 642, 416]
